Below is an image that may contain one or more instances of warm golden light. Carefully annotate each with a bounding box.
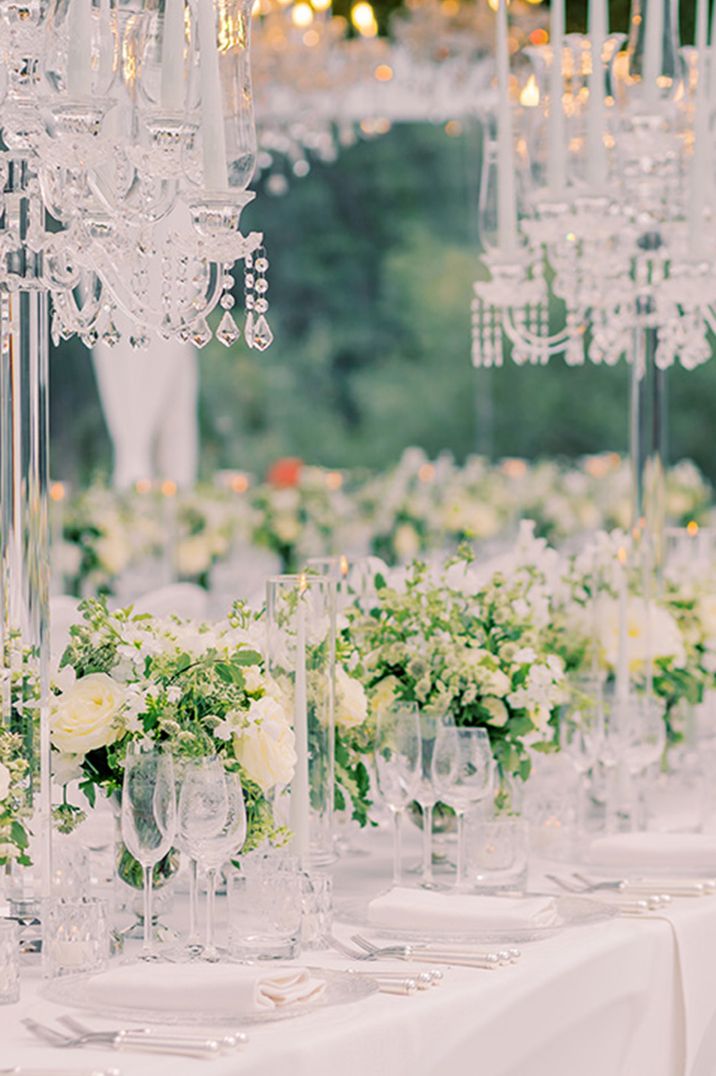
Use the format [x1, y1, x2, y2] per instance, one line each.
[501, 458, 528, 479]
[617, 546, 628, 565]
[160, 479, 178, 497]
[49, 481, 66, 503]
[325, 470, 343, 490]
[519, 74, 540, 108]
[311, 0, 332, 10]
[687, 520, 700, 537]
[298, 572, 308, 594]
[303, 28, 319, 44]
[374, 63, 393, 82]
[291, 1, 314, 27]
[339, 554, 349, 577]
[135, 478, 153, 495]
[351, 1, 377, 36]
[230, 473, 250, 493]
[418, 463, 436, 483]
[445, 119, 463, 136]
[529, 27, 548, 45]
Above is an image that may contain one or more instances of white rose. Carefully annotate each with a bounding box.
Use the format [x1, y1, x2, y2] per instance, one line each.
[273, 514, 300, 544]
[335, 667, 368, 730]
[599, 597, 686, 669]
[0, 762, 10, 801]
[480, 669, 511, 698]
[393, 523, 420, 562]
[177, 535, 212, 577]
[50, 673, 125, 755]
[482, 697, 508, 727]
[233, 695, 296, 792]
[94, 532, 130, 576]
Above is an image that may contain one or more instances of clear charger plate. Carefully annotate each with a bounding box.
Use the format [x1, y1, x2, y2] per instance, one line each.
[42, 966, 378, 1026]
[336, 892, 616, 944]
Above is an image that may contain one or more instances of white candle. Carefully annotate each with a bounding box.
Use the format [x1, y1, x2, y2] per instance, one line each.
[495, 0, 518, 257]
[66, 0, 93, 97]
[289, 579, 310, 864]
[547, 0, 566, 196]
[643, 0, 664, 108]
[615, 547, 630, 708]
[689, 0, 709, 254]
[709, 0, 716, 106]
[161, 0, 186, 111]
[586, 0, 608, 189]
[197, 0, 228, 189]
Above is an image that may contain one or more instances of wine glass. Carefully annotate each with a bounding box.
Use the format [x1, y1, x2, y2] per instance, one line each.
[432, 727, 495, 890]
[415, 711, 455, 889]
[560, 675, 605, 834]
[178, 760, 247, 962]
[374, 702, 421, 885]
[120, 745, 176, 961]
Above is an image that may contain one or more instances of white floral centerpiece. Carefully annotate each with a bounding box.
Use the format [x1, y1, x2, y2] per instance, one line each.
[343, 538, 567, 790]
[51, 599, 295, 860]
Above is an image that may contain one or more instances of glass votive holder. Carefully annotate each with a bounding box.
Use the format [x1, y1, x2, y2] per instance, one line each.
[43, 896, 109, 978]
[467, 817, 529, 894]
[228, 854, 303, 961]
[51, 837, 91, 898]
[0, 920, 20, 1004]
[300, 870, 333, 950]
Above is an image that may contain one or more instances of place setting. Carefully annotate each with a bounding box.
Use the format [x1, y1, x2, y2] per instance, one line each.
[7, 0, 716, 1071]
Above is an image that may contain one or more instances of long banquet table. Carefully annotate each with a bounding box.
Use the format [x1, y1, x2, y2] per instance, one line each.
[3, 829, 716, 1076]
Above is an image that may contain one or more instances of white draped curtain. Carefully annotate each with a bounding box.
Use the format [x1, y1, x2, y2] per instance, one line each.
[92, 321, 199, 489]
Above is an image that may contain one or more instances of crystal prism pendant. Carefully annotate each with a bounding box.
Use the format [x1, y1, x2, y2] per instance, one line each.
[244, 311, 254, 347]
[190, 318, 212, 349]
[216, 310, 240, 347]
[80, 329, 99, 348]
[251, 314, 273, 351]
[102, 320, 121, 347]
[129, 333, 150, 350]
[51, 315, 61, 347]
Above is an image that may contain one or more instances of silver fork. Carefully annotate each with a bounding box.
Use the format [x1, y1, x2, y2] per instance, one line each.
[324, 933, 437, 991]
[350, 934, 508, 969]
[571, 872, 695, 898]
[546, 873, 668, 912]
[22, 1018, 221, 1059]
[59, 1015, 247, 1051]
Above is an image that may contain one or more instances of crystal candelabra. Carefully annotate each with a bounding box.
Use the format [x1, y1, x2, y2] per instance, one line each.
[472, 0, 714, 558]
[0, 0, 271, 915]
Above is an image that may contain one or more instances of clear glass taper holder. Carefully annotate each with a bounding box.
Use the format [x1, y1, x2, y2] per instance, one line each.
[266, 574, 336, 868]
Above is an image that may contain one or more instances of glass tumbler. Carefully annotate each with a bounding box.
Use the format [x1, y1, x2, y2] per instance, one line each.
[0, 920, 20, 1003]
[43, 897, 110, 978]
[228, 854, 303, 960]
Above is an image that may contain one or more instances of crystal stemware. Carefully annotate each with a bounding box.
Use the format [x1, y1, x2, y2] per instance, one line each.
[120, 744, 176, 961]
[432, 726, 495, 890]
[374, 702, 421, 885]
[560, 674, 605, 834]
[414, 711, 455, 889]
[178, 759, 247, 962]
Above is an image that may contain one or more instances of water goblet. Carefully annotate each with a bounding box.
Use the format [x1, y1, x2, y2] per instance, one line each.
[432, 726, 495, 890]
[560, 675, 605, 834]
[120, 745, 176, 962]
[374, 702, 421, 885]
[178, 759, 247, 962]
[415, 711, 455, 889]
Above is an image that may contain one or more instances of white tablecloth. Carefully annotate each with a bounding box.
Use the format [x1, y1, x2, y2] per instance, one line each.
[2, 830, 716, 1076]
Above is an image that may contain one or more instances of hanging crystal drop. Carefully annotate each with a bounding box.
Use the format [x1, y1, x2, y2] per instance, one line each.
[251, 314, 273, 351]
[80, 329, 99, 348]
[191, 317, 212, 349]
[51, 314, 61, 347]
[244, 311, 255, 347]
[216, 310, 240, 347]
[129, 333, 150, 350]
[102, 319, 121, 347]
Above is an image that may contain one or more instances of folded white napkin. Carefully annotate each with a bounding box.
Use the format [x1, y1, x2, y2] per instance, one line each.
[89, 963, 326, 1014]
[366, 887, 559, 932]
[586, 832, 716, 874]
